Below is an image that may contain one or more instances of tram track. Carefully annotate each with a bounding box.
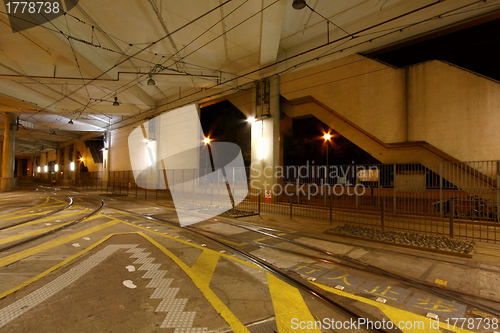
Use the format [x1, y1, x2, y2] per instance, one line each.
[199, 219, 500, 316]
[104, 202, 500, 319]
[0, 195, 104, 253]
[0, 197, 74, 231]
[104, 205, 390, 333]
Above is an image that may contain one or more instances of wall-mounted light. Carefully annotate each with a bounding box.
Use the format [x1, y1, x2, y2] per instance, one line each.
[247, 117, 256, 124]
[44, 165, 48, 173]
[204, 137, 211, 145]
[54, 164, 59, 172]
[80, 158, 84, 162]
[37, 166, 41, 173]
[70, 162, 75, 171]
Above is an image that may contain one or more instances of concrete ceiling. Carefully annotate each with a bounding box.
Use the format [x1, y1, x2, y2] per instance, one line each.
[0, 0, 499, 155]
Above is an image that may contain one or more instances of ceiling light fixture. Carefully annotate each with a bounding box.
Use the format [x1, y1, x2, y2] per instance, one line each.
[147, 73, 156, 86]
[292, 0, 306, 10]
[68, 119, 74, 124]
[113, 96, 120, 106]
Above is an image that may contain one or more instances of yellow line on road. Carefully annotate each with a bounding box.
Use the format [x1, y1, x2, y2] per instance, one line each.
[1, 210, 90, 231]
[0, 232, 126, 300]
[117, 220, 260, 270]
[0, 219, 120, 268]
[0, 198, 67, 218]
[312, 282, 474, 333]
[267, 273, 321, 333]
[139, 232, 251, 333]
[253, 232, 287, 243]
[0, 198, 50, 218]
[0, 214, 103, 246]
[1, 206, 90, 223]
[190, 250, 221, 286]
[217, 238, 247, 247]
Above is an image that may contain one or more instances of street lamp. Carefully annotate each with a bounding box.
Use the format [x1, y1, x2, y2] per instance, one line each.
[323, 133, 332, 184]
[204, 137, 214, 173]
[323, 133, 331, 165]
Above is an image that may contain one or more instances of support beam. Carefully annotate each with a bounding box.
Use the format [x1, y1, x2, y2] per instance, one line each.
[1, 113, 17, 191]
[250, 77, 280, 195]
[259, 0, 287, 76]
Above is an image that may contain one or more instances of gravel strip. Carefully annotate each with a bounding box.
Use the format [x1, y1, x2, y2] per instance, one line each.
[326, 224, 475, 254]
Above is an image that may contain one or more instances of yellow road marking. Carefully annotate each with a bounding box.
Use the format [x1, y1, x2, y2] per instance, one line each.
[117, 219, 260, 270]
[139, 232, 251, 333]
[0, 198, 50, 218]
[0, 214, 103, 246]
[114, 216, 473, 333]
[312, 282, 474, 333]
[0, 198, 68, 218]
[0, 232, 125, 300]
[0, 219, 120, 268]
[1, 210, 90, 231]
[253, 232, 287, 243]
[434, 279, 448, 286]
[218, 238, 247, 247]
[0, 204, 78, 222]
[190, 250, 221, 286]
[267, 273, 321, 333]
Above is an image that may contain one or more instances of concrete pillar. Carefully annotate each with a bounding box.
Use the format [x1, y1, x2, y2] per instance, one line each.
[0, 138, 3, 178]
[40, 152, 47, 181]
[1, 113, 16, 191]
[250, 77, 281, 197]
[64, 146, 71, 180]
[71, 146, 77, 182]
[102, 131, 110, 185]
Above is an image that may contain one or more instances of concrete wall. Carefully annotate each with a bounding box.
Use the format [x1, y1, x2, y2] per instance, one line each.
[281, 54, 407, 144]
[408, 61, 500, 161]
[281, 54, 500, 163]
[109, 126, 134, 171]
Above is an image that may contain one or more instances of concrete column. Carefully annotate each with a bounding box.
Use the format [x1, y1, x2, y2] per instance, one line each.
[40, 152, 47, 181]
[102, 131, 110, 186]
[64, 146, 71, 180]
[250, 77, 280, 197]
[0, 138, 3, 178]
[1, 113, 16, 191]
[71, 146, 77, 182]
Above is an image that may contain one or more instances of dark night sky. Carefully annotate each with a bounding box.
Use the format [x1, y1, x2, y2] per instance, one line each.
[367, 18, 500, 81]
[200, 100, 252, 166]
[283, 117, 380, 166]
[200, 18, 497, 167]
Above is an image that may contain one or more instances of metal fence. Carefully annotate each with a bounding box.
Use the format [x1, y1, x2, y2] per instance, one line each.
[69, 161, 500, 242]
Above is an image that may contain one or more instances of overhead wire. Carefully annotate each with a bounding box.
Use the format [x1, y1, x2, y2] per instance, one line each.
[86, 0, 254, 107]
[4, 0, 499, 138]
[0, 1, 237, 131]
[104, 0, 500, 132]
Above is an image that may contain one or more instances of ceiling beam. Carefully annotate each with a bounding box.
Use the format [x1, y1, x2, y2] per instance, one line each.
[259, 0, 287, 75]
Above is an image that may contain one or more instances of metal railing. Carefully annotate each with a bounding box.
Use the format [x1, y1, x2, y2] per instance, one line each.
[68, 161, 500, 242]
